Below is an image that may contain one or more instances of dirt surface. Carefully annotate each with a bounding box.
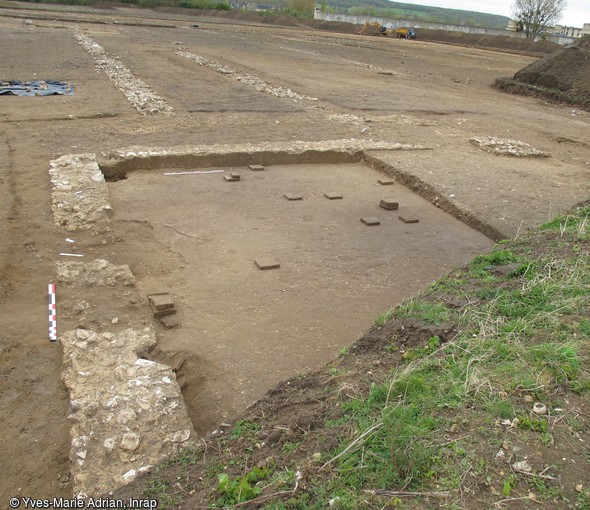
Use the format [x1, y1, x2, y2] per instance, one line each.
[108, 162, 491, 434]
[1, 2, 589, 502]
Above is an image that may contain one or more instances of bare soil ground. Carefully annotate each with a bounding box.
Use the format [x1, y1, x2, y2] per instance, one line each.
[108, 163, 491, 434]
[0, 2, 589, 502]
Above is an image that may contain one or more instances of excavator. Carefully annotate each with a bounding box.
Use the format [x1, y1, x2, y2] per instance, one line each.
[358, 21, 392, 36]
[358, 21, 416, 39]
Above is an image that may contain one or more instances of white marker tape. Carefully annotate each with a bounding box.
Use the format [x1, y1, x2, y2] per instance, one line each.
[60, 253, 84, 257]
[48, 283, 57, 341]
[163, 170, 224, 176]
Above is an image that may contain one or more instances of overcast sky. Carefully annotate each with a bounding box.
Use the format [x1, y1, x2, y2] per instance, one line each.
[396, 0, 589, 27]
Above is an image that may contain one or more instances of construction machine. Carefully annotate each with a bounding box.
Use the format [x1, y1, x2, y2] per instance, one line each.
[394, 27, 417, 39]
[358, 21, 393, 36]
[358, 21, 416, 39]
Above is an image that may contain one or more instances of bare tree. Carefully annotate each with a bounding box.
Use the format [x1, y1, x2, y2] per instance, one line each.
[288, 0, 315, 17]
[512, 0, 567, 39]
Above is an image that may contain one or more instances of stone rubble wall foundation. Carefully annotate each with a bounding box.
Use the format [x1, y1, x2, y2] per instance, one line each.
[73, 28, 173, 115]
[60, 327, 194, 497]
[49, 152, 195, 497]
[57, 259, 135, 288]
[177, 51, 319, 104]
[49, 153, 112, 232]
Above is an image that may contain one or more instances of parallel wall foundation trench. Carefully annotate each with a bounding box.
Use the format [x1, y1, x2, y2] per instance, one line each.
[50, 145, 494, 496]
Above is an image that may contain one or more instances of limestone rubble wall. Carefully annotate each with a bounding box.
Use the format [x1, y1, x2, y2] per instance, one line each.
[60, 327, 194, 498]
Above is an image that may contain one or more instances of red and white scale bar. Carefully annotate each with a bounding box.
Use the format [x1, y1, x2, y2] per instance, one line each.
[48, 283, 57, 341]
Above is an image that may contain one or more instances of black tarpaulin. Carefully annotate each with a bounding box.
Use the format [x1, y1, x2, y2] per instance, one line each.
[0, 80, 75, 96]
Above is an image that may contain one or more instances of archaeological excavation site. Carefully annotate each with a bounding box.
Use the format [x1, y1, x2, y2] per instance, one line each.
[1, 3, 589, 508]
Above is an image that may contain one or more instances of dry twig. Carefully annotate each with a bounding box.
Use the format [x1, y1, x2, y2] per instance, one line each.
[514, 469, 556, 480]
[363, 489, 452, 499]
[320, 421, 384, 470]
[228, 489, 294, 508]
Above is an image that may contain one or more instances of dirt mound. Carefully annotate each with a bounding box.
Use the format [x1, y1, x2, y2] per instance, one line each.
[494, 35, 590, 110]
[418, 28, 559, 55]
[514, 36, 590, 95]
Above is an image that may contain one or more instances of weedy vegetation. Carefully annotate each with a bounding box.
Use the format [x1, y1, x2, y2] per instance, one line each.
[127, 206, 590, 509]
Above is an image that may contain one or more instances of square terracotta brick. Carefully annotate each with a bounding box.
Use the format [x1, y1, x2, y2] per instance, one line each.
[284, 193, 303, 201]
[380, 198, 399, 210]
[160, 315, 181, 329]
[378, 178, 394, 185]
[255, 257, 280, 270]
[153, 308, 177, 318]
[324, 192, 343, 200]
[361, 217, 380, 226]
[399, 216, 419, 224]
[249, 164, 265, 171]
[147, 293, 174, 311]
[230, 172, 241, 180]
[224, 175, 238, 182]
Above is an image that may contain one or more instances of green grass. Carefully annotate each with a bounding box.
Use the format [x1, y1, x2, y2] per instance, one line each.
[216, 466, 272, 505]
[402, 335, 441, 361]
[280, 442, 301, 454]
[229, 419, 261, 439]
[374, 308, 394, 326]
[144, 479, 179, 508]
[471, 248, 519, 269]
[258, 206, 590, 508]
[142, 206, 590, 510]
[395, 299, 450, 324]
[163, 443, 202, 468]
[540, 207, 590, 237]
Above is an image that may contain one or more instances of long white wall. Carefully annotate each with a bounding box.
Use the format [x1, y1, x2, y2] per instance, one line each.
[314, 10, 523, 37]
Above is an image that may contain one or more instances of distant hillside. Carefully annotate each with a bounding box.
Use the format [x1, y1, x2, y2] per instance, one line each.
[321, 0, 511, 29]
[11, 0, 511, 28]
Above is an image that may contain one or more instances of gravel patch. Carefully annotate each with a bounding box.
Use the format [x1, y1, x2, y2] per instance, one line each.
[469, 136, 550, 157]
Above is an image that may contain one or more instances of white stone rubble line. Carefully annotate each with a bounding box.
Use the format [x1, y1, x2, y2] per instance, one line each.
[211, 30, 402, 77]
[176, 51, 320, 104]
[105, 139, 430, 160]
[274, 35, 402, 73]
[49, 153, 112, 232]
[73, 28, 173, 115]
[326, 113, 438, 127]
[274, 41, 400, 74]
[278, 44, 402, 76]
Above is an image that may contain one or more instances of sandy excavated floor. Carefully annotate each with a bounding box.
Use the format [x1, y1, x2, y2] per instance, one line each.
[108, 162, 492, 433]
[1, 4, 589, 498]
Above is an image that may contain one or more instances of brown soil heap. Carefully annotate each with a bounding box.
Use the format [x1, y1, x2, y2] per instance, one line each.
[494, 35, 590, 110]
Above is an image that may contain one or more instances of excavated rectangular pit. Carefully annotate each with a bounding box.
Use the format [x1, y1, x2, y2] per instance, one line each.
[105, 156, 494, 434]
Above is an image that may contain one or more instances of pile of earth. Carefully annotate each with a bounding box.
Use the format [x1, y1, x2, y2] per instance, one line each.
[415, 28, 559, 55]
[494, 35, 590, 110]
